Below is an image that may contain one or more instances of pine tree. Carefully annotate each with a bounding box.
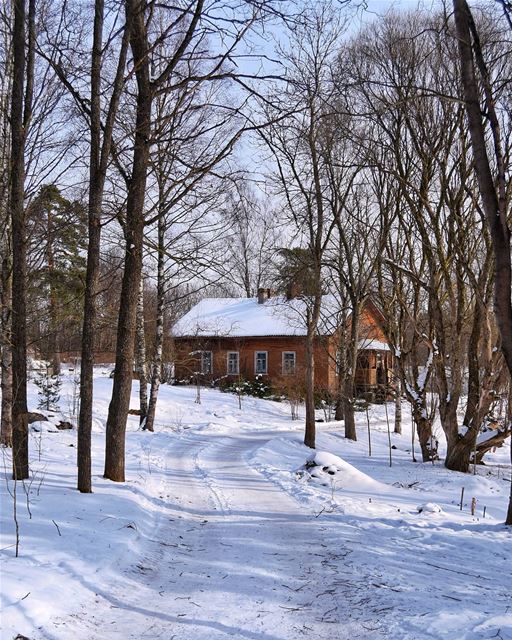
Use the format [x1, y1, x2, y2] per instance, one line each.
[35, 364, 61, 412]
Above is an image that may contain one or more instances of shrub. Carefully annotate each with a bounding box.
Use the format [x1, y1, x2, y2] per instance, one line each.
[219, 375, 274, 399]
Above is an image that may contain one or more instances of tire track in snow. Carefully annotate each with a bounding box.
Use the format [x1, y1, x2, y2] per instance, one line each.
[40, 425, 386, 640]
[191, 435, 233, 514]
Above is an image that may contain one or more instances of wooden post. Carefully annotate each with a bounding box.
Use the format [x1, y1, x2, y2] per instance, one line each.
[366, 404, 372, 457]
[385, 400, 392, 467]
[411, 403, 416, 462]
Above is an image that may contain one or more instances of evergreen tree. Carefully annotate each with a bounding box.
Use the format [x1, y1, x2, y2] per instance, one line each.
[27, 184, 87, 371]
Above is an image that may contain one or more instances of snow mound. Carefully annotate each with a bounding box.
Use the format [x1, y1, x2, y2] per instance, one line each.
[30, 420, 59, 433]
[417, 502, 443, 514]
[307, 450, 382, 490]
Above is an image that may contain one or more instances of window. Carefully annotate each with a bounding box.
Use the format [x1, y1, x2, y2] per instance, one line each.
[227, 351, 239, 375]
[255, 351, 268, 374]
[282, 351, 296, 375]
[201, 351, 212, 374]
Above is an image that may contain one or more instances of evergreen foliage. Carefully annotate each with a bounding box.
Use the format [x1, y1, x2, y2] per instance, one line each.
[35, 364, 62, 412]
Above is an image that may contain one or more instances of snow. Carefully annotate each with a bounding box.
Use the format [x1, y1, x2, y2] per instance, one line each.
[416, 502, 443, 514]
[1, 371, 511, 640]
[172, 295, 344, 338]
[358, 339, 390, 351]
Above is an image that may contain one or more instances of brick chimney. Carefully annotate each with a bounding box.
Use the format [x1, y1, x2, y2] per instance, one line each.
[257, 288, 272, 304]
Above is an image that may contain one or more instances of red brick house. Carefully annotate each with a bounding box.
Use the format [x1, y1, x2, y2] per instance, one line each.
[172, 290, 392, 395]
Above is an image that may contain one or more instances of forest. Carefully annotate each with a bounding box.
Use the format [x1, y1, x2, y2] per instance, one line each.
[1, 0, 512, 638]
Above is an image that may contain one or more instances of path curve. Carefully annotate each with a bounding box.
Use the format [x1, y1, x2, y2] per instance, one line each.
[41, 426, 384, 640]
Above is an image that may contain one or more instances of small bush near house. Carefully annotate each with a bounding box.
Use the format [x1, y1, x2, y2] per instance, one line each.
[219, 375, 275, 399]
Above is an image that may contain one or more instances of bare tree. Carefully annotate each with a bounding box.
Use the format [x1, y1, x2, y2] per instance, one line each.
[220, 182, 280, 297]
[0, 2, 13, 447]
[104, 0, 285, 479]
[261, 6, 347, 448]
[11, 0, 35, 480]
[41, 0, 132, 491]
[452, 0, 512, 523]
[346, 10, 508, 468]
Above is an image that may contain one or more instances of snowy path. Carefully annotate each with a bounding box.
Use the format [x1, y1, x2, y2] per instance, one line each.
[41, 427, 381, 640]
[3, 381, 511, 639]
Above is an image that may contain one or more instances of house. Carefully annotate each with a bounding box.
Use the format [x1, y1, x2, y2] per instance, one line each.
[172, 289, 392, 397]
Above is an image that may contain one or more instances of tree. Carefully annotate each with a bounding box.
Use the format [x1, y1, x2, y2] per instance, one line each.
[26, 184, 87, 373]
[10, 0, 35, 480]
[41, 0, 132, 491]
[261, 6, 347, 448]
[452, 0, 512, 523]
[345, 9, 508, 469]
[104, 0, 283, 479]
[0, 3, 12, 447]
[220, 183, 279, 298]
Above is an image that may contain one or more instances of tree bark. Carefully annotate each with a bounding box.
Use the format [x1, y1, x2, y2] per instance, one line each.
[77, 0, 130, 492]
[394, 372, 402, 435]
[453, 0, 512, 374]
[135, 277, 148, 426]
[304, 317, 317, 449]
[344, 301, 360, 441]
[410, 405, 434, 463]
[334, 397, 344, 421]
[46, 204, 61, 375]
[1, 237, 12, 446]
[10, 0, 31, 480]
[444, 432, 477, 472]
[104, 0, 151, 481]
[145, 213, 165, 433]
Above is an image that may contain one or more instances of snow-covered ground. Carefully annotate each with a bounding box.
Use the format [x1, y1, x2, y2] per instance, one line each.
[1, 370, 511, 640]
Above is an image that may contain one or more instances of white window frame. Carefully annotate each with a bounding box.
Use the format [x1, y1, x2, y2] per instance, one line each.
[227, 351, 239, 375]
[200, 350, 213, 374]
[282, 351, 296, 375]
[254, 351, 268, 375]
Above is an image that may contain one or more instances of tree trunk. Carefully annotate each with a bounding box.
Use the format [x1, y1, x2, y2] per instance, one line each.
[440, 398, 472, 471]
[1, 238, 12, 446]
[78, 0, 130, 492]
[453, 0, 512, 523]
[507, 440, 512, 525]
[10, 0, 31, 480]
[444, 432, 477, 473]
[334, 328, 347, 422]
[104, 0, 151, 481]
[411, 406, 433, 463]
[46, 205, 61, 375]
[304, 323, 316, 449]
[77, 189, 102, 493]
[334, 397, 343, 421]
[77, 0, 106, 494]
[344, 301, 360, 441]
[394, 373, 402, 435]
[343, 393, 356, 440]
[145, 213, 165, 433]
[135, 277, 148, 426]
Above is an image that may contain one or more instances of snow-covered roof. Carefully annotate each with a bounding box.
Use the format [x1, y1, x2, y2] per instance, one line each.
[172, 296, 340, 338]
[173, 296, 389, 349]
[358, 339, 390, 352]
